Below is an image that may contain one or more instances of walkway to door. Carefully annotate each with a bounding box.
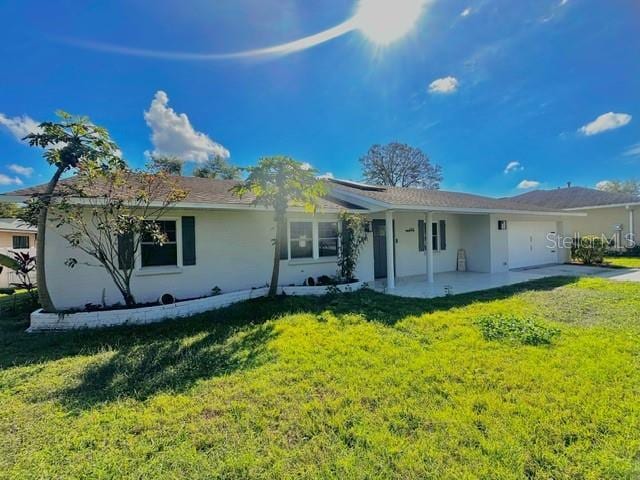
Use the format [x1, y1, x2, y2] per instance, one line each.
[372, 264, 640, 299]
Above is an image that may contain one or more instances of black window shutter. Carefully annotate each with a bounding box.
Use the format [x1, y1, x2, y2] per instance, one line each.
[278, 222, 288, 260]
[182, 216, 196, 266]
[117, 232, 134, 270]
[439, 220, 447, 251]
[418, 220, 425, 251]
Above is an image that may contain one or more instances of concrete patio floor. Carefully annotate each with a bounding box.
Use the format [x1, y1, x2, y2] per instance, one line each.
[373, 264, 640, 299]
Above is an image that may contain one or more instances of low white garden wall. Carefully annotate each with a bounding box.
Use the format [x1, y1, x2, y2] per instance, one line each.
[28, 282, 365, 332]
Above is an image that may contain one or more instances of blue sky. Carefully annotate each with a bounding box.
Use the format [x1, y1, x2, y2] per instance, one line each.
[0, 0, 638, 196]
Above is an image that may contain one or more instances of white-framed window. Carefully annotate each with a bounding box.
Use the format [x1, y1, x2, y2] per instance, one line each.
[289, 221, 313, 259]
[284, 218, 340, 261]
[431, 222, 439, 251]
[431, 220, 447, 251]
[141, 220, 178, 267]
[318, 222, 338, 257]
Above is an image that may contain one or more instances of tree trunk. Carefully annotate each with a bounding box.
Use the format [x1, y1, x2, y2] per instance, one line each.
[36, 166, 64, 312]
[268, 215, 284, 297]
[122, 288, 136, 308]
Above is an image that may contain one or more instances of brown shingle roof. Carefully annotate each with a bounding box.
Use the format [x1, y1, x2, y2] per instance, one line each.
[507, 187, 640, 209]
[330, 180, 564, 212]
[1, 176, 364, 211]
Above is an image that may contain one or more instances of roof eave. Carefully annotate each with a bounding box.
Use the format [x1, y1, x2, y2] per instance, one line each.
[563, 202, 640, 211]
[0, 195, 30, 203]
[381, 204, 586, 216]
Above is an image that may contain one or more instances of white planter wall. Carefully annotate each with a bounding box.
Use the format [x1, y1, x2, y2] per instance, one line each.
[28, 282, 365, 331]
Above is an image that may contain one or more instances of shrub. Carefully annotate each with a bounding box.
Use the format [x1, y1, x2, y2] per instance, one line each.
[316, 275, 337, 286]
[337, 212, 368, 282]
[572, 235, 607, 265]
[476, 314, 559, 346]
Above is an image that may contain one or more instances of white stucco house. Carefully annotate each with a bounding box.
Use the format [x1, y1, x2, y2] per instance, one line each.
[508, 186, 639, 250]
[0, 177, 586, 311]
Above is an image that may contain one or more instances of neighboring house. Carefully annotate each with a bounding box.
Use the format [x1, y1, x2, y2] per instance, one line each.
[0, 177, 583, 310]
[0, 218, 37, 288]
[508, 186, 640, 250]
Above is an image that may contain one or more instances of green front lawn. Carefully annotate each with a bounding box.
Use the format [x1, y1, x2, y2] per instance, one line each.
[1, 278, 639, 479]
[604, 256, 640, 269]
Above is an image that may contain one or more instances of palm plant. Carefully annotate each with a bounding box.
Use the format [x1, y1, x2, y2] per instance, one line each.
[22, 111, 123, 312]
[232, 157, 326, 297]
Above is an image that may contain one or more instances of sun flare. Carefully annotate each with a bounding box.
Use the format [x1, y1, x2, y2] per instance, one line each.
[66, 0, 429, 60]
[354, 0, 428, 46]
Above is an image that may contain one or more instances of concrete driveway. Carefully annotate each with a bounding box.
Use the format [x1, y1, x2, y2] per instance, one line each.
[375, 264, 640, 299]
[518, 264, 640, 282]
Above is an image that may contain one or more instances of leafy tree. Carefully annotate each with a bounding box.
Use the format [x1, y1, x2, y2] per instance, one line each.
[232, 157, 326, 297]
[150, 155, 183, 175]
[337, 212, 368, 282]
[193, 156, 241, 180]
[360, 142, 442, 189]
[53, 165, 187, 308]
[0, 203, 23, 218]
[596, 179, 640, 197]
[23, 111, 123, 312]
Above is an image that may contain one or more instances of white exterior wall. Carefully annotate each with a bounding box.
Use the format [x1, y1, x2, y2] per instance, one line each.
[489, 214, 510, 272]
[392, 212, 462, 276]
[367, 212, 463, 278]
[45, 208, 375, 310]
[459, 213, 567, 273]
[562, 206, 638, 247]
[460, 215, 492, 273]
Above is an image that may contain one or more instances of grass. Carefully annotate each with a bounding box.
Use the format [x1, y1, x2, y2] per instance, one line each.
[1, 278, 639, 479]
[604, 256, 640, 269]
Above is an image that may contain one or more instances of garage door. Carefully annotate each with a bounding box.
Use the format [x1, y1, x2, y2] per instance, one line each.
[508, 221, 558, 269]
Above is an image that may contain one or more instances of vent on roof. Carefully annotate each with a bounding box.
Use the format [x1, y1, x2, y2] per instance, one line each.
[327, 178, 386, 191]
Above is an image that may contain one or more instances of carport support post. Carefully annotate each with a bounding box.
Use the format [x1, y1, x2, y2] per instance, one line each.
[385, 210, 395, 289]
[426, 212, 434, 283]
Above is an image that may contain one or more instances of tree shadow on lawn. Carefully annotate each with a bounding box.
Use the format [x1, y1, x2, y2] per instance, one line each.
[4, 276, 578, 409]
[60, 318, 276, 409]
[2, 276, 579, 371]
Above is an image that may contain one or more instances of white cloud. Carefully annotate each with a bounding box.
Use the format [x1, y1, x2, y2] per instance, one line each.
[504, 161, 523, 174]
[428, 76, 459, 94]
[560, 0, 569, 5]
[300, 162, 312, 171]
[0, 174, 23, 186]
[144, 90, 229, 163]
[8, 164, 33, 177]
[517, 179, 540, 189]
[623, 142, 640, 157]
[318, 172, 334, 179]
[0, 113, 41, 142]
[460, 7, 472, 16]
[596, 180, 613, 190]
[579, 112, 632, 136]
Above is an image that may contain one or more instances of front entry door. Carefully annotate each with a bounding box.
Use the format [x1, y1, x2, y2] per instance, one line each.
[373, 220, 387, 279]
[372, 219, 395, 279]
